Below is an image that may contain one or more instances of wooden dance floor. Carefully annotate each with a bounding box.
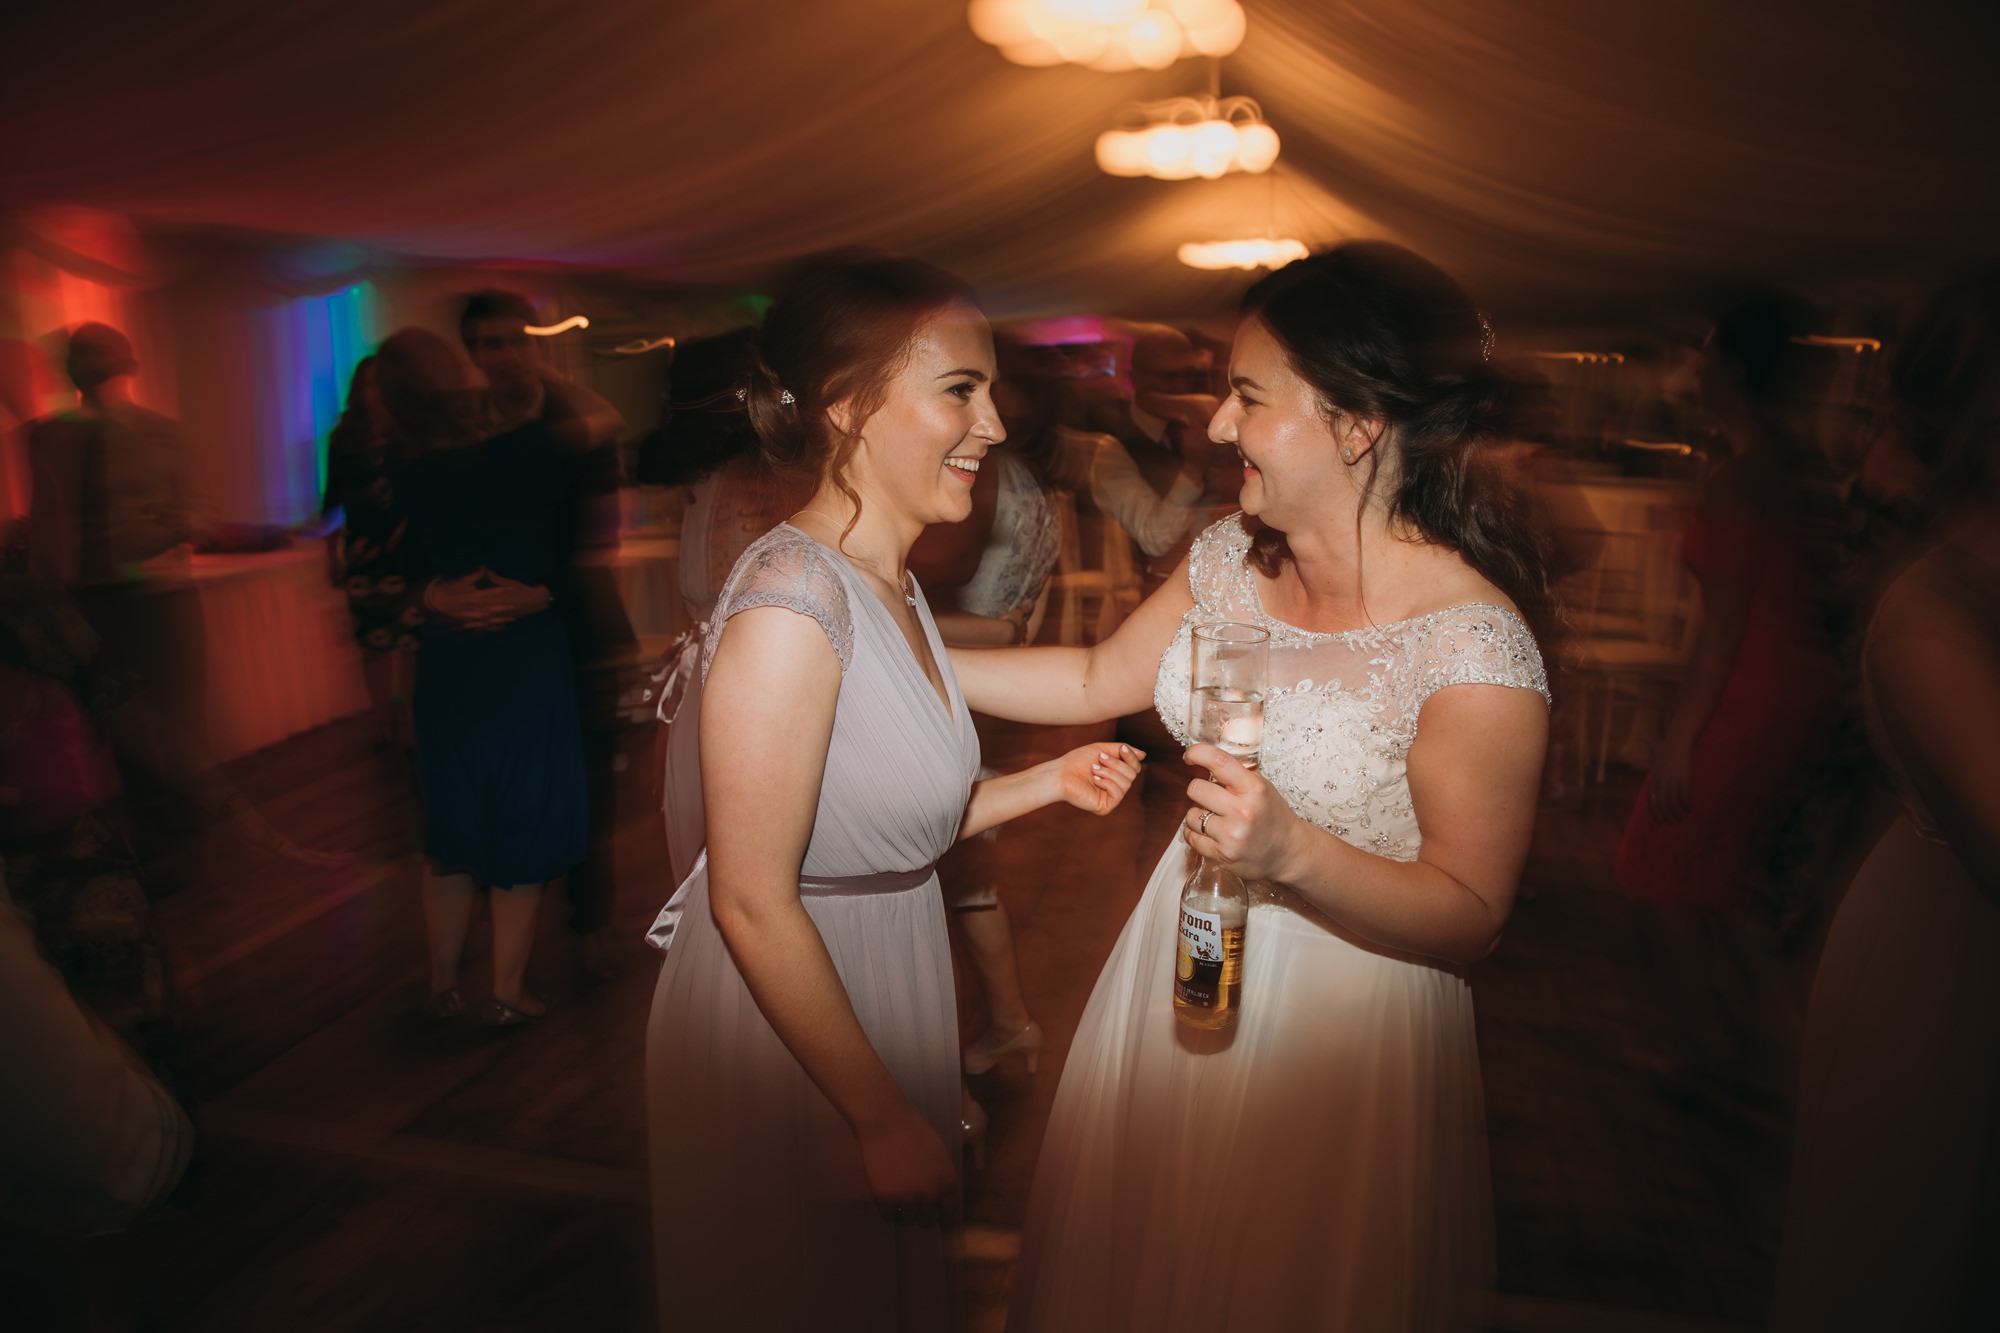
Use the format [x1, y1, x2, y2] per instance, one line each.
[7, 712, 1841, 1332]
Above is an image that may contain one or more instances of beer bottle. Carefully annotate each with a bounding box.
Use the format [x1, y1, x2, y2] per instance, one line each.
[1173, 855, 1247, 1029]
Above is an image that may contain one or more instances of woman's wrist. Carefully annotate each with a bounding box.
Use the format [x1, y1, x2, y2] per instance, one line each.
[1268, 809, 1317, 888]
[847, 1092, 922, 1140]
[1034, 756, 1066, 809]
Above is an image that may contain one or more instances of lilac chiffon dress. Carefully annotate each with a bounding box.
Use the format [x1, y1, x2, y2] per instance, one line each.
[645, 524, 979, 1332]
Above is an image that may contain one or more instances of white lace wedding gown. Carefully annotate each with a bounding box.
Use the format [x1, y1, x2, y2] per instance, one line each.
[1008, 515, 1549, 1332]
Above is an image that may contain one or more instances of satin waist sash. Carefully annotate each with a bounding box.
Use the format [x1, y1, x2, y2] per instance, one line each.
[799, 865, 938, 897]
[647, 850, 938, 951]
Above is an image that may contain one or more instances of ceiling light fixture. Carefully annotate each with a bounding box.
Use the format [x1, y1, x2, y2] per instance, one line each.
[1096, 94, 1278, 179]
[1176, 238, 1308, 271]
[968, 0, 1246, 71]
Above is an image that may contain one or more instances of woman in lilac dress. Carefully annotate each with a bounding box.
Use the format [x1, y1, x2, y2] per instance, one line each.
[643, 254, 1142, 1332]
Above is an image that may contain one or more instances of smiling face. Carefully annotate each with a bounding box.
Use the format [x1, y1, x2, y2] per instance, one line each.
[1207, 315, 1357, 532]
[841, 298, 1004, 527]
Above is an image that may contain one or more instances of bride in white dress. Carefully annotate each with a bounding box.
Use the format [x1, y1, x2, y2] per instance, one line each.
[952, 243, 1553, 1331]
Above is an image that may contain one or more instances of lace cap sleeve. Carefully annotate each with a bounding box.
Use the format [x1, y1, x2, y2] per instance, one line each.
[706, 526, 854, 672]
[1404, 605, 1551, 714]
[1186, 513, 1258, 616]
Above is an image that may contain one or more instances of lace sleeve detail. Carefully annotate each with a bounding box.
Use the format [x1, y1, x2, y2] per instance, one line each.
[1403, 605, 1551, 718]
[704, 526, 853, 674]
[1185, 513, 1257, 616]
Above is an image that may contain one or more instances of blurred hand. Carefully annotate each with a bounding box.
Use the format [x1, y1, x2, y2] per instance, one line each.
[855, 1107, 958, 1222]
[1182, 743, 1307, 882]
[426, 568, 552, 631]
[1053, 742, 1145, 816]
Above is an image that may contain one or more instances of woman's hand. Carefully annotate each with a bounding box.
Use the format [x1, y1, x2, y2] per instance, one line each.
[425, 568, 552, 630]
[1647, 736, 1694, 824]
[1181, 743, 1307, 882]
[855, 1107, 958, 1221]
[1053, 742, 1145, 816]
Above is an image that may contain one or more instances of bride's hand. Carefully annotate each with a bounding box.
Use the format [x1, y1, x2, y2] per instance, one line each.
[1182, 743, 1305, 882]
[1053, 742, 1145, 817]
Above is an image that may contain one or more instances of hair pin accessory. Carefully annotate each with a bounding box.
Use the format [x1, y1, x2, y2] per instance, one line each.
[1477, 312, 1496, 362]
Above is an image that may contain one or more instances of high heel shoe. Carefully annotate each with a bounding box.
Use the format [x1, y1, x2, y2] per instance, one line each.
[962, 1018, 1043, 1076]
[479, 996, 547, 1029]
[961, 1084, 988, 1171]
[420, 987, 465, 1020]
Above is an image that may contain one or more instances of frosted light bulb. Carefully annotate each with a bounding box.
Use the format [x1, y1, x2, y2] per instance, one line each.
[1049, 19, 1112, 62]
[1185, 1, 1247, 56]
[1235, 122, 1280, 172]
[1083, 0, 1147, 21]
[1167, 0, 1233, 26]
[1001, 39, 1067, 65]
[1125, 12, 1183, 69]
[1146, 124, 1192, 173]
[1191, 119, 1237, 160]
[1095, 129, 1150, 176]
[968, 0, 1036, 45]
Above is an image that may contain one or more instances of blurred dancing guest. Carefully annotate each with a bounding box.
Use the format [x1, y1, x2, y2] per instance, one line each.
[1774, 272, 2000, 1332]
[460, 292, 630, 974]
[24, 323, 218, 888]
[952, 243, 1553, 1331]
[642, 328, 813, 626]
[909, 373, 1068, 1145]
[643, 253, 1140, 1332]
[381, 328, 587, 1025]
[1614, 295, 1840, 1079]
[1075, 326, 1225, 582]
[642, 328, 813, 883]
[320, 355, 420, 750]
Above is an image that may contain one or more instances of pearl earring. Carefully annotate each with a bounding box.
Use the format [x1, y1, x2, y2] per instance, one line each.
[1342, 448, 1354, 463]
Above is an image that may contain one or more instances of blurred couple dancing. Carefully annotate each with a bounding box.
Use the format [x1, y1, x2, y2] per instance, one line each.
[644, 243, 1553, 1332]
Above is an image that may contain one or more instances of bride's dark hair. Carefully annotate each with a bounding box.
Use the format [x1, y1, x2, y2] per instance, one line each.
[744, 250, 978, 531]
[1239, 241, 1556, 641]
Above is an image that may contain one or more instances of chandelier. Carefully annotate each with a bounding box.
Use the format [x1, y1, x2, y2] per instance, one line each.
[1095, 94, 1277, 179]
[968, 0, 1247, 71]
[1176, 238, 1308, 271]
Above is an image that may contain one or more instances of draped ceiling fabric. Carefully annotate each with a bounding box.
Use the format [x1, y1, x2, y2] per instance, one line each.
[3, 0, 1996, 321]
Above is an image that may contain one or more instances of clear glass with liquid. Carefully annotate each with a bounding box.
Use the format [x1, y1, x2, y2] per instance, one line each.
[1191, 684, 1264, 769]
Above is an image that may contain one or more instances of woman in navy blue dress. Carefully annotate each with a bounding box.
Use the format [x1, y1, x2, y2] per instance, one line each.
[376, 328, 587, 1026]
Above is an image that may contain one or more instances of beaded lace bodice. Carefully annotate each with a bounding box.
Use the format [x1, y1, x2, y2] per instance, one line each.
[1155, 516, 1550, 871]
